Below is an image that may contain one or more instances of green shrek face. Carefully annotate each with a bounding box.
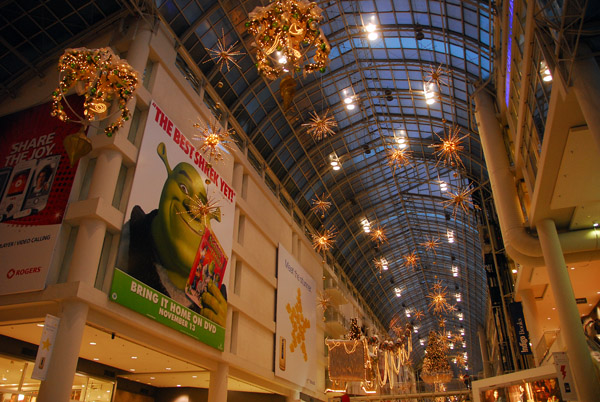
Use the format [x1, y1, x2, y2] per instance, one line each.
[151, 143, 220, 284]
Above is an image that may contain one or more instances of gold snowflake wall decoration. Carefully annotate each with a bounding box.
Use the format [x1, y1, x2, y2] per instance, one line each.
[369, 225, 388, 245]
[420, 235, 441, 254]
[413, 310, 425, 321]
[193, 118, 234, 165]
[302, 110, 337, 141]
[204, 30, 243, 72]
[311, 227, 337, 253]
[310, 193, 331, 218]
[441, 184, 479, 218]
[429, 125, 468, 169]
[402, 251, 419, 270]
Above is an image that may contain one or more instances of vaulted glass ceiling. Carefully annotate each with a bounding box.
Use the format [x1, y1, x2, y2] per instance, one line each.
[156, 0, 493, 373]
[0, 0, 494, 374]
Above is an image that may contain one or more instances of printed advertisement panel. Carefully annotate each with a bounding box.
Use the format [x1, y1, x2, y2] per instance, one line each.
[0, 99, 80, 295]
[112, 102, 236, 350]
[275, 244, 317, 390]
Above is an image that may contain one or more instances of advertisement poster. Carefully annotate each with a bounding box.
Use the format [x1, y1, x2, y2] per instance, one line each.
[0, 100, 80, 295]
[111, 101, 235, 351]
[275, 244, 317, 390]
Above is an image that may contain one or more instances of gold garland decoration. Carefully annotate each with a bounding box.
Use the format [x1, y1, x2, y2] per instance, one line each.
[51, 47, 139, 137]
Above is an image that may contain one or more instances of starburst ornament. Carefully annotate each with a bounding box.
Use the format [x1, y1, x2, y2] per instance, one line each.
[311, 227, 337, 253]
[388, 147, 412, 175]
[373, 257, 389, 274]
[426, 64, 449, 90]
[177, 194, 221, 226]
[205, 30, 243, 72]
[310, 193, 331, 218]
[427, 281, 455, 315]
[413, 310, 425, 321]
[429, 125, 468, 169]
[452, 334, 463, 344]
[441, 184, 478, 218]
[316, 291, 331, 311]
[454, 354, 467, 367]
[302, 110, 337, 141]
[193, 118, 234, 168]
[402, 251, 419, 270]
[369, 225, 387, 245]
[420, 235, 441, 254]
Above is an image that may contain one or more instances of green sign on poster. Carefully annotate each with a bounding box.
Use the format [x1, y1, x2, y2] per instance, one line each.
[110, 269, 225, 350]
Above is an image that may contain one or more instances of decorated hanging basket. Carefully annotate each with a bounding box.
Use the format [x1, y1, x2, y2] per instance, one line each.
[420, 370, 453, 385]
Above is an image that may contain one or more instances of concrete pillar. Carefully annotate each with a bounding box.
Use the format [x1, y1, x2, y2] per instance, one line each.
[67, 218, 107, 285]
[536, 219, 600, 401]
[478, 325, 492, 378]
[571, 43, 600, 154]
[207, 362, 228, 402]
[37, 301, 88, 402]
[232, 162, 244, 195]
[287, 389, 300, 402]
[519, 288, 542, 365]
[87, 148, 122, 201]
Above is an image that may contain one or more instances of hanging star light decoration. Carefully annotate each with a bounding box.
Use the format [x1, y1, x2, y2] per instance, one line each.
[177, 193, 221, 226]
[373, 257, 389, 274]
[426, 64, 449, 90]
[316, 291, 331, 311]
[452, 334, 463, 344]
[311, 227, 337, 253]
[441, 184, 479, 218]
[454, 354, 467, 367]
[310, 193, 331, 218]
[193, 118, 234, 167]
[389, 314, 404, 335]
[205, 29, 244, 72]
[369, 225, 388, 245]
[387, 146, 412, 175]
[420, 235, 441, 254]
[302, 110, 337, 141]
[427, 281, 455, 315]
[413, 310, 425, 321]
[429, 125, 468, 169]
[402, 251, 419, 270]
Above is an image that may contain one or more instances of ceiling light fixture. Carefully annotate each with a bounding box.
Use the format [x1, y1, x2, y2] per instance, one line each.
[329, 152, 341, 170]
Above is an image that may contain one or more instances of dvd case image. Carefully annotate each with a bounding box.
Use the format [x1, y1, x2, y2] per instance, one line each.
[185, 227, 228, 310]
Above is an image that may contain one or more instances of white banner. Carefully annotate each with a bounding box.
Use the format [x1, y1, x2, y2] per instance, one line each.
[32, 314, 60, 380]
[275, 244, 317, 390]
[553, 352, 578, 400]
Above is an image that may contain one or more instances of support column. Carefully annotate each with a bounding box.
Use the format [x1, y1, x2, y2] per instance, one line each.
[37, 301, 88, 402]
[67, 218, 107, 285]
[207, 362, 228, 402]
[477, 325, 492, 378]
[536, 219, 600, 401]
[519, 288, 543, 365]
[571, 43, 600, 154]
[286, 389, 300, 402]
[232, 162, 244, 195]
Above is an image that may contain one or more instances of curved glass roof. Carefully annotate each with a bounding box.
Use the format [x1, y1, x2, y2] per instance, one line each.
[159, 0, 493, 373]
[0, 0, 494, 375]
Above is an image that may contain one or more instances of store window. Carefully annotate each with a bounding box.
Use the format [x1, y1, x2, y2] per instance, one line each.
[0, 355, 114, 402]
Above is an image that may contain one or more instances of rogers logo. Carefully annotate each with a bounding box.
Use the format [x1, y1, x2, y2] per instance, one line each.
[6, 267, 41, 279]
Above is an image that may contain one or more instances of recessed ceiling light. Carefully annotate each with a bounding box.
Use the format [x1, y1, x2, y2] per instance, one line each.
[552, 307, 556, 310]
[89, 342, 96, 345]
[192, 375, 197, 378]
[131, 356, 138, 359]
[130, 369, 135, 372]
[150, 377, 155, 380]
[36, 324, 44, 327]
[177, 385, 181, 387]
[166, 367, 171, 370]
[93, 358, 99, 361]
[570, 267, 575, 270]
[547, 317, 551, 320]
